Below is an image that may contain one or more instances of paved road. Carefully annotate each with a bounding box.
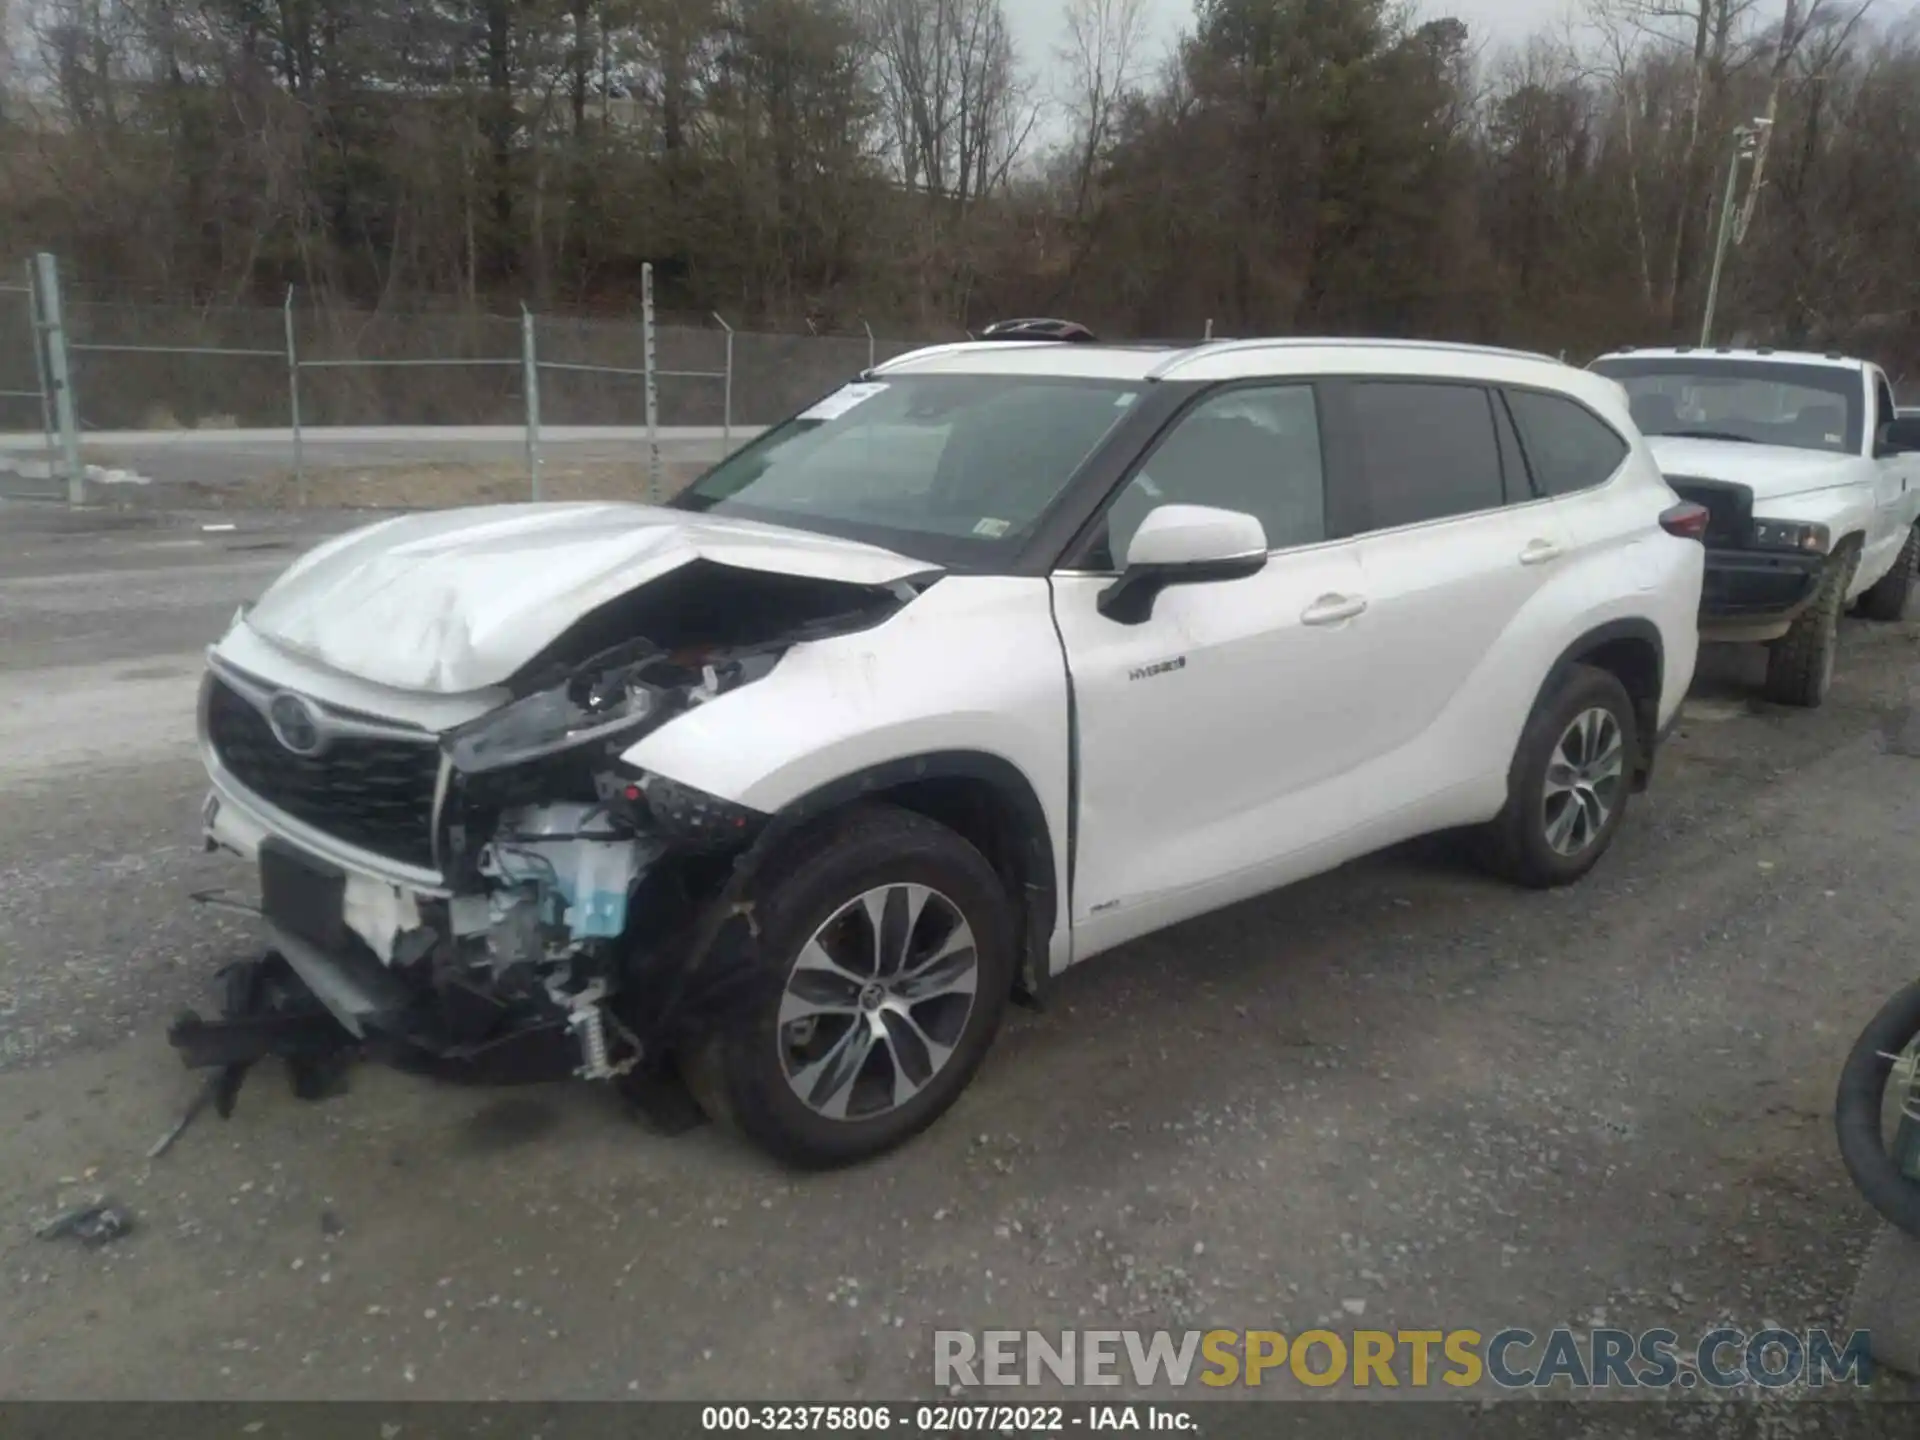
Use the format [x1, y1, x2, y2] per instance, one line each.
[0, 426, 761, 493]
[3, 500, 1919, 1401]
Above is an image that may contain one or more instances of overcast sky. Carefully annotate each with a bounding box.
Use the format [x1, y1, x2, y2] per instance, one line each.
[1010, 0, 1920, 89]
[1009, 0, 1577, 82]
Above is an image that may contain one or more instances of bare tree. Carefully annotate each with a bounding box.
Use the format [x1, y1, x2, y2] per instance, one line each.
[1577, 1, 1659, 303]
[1734, 0, 1874, 242]
[1057, 0, 1152, 221]
[8, 0, 1920, 382]
[867, 0, 1036, 209]
[1588, 0, 1763, 320]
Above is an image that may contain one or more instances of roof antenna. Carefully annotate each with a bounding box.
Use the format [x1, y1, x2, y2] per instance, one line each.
[1204, 318, 1214, 342]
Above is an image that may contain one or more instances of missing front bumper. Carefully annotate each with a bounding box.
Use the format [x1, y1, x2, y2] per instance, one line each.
[182, 772, 771, 1139]
[164, 945, 708, 1135]
[166, 941, 581, 1077]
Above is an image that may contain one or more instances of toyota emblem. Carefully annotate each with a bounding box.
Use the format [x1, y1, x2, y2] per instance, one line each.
[267, 691, 325, 756]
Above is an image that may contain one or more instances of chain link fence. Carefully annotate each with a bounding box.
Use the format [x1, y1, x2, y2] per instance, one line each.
[0, 257, 64, 500]
[4, 254, 953, 510]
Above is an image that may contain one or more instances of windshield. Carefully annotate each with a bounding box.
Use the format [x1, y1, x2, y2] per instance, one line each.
[674, 374, 1143, 563]
[1588, 356, 1862, 456]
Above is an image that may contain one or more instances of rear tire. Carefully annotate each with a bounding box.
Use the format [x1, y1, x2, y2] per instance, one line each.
[1475, 663, 1636, 890]
[1763, 551, 1855, 707]
[684, 804, 1015, 1169]
[1859, 526, 1918, 622]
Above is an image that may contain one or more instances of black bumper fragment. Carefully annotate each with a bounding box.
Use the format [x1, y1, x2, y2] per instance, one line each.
[166, 947, 582, 1100]
[1700, 546, 1824, 626]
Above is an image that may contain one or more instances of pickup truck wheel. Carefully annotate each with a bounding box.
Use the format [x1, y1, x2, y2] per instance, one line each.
[1763, 551, 1855, 708]
[1859, 526, 1919, 622]
[682, 804, 1015, 1169]
[1475, 663, 1636, 890]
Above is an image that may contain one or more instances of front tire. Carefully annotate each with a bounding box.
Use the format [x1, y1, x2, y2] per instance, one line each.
[685, 804, 1015, 1168]
[1476, 663, 1636, 890]
[1859, 526, 1919, 622]
[1763, 550, 1855, 707]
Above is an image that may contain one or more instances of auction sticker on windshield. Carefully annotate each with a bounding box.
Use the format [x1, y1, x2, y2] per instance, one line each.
[800, 382, 889, 421]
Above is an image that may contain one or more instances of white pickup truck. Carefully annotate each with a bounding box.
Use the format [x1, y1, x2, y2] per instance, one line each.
[1588, 348, 1920, 707]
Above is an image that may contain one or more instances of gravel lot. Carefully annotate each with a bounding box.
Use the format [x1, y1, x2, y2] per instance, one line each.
[4, 497, 1920, 1404]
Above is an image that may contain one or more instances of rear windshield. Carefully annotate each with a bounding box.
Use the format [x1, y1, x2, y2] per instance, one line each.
[1588, 357, 1862, 456]
[674, 374, 1142, 565]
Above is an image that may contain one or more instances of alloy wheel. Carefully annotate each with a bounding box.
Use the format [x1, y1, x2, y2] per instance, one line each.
[1541, 706, 1625, 858]
[777, 883, 979, 1122]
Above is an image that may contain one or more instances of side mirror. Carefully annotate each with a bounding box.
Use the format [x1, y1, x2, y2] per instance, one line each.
[1880, 418, 1920, 457]
[1096, 504, 1269, 625]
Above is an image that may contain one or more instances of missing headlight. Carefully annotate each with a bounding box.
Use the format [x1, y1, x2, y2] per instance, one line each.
[446, 640, 783, 777]
[446, 672, 660, 774]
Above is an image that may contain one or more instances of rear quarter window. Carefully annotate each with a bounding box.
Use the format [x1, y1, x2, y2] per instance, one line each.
[1505, 390, 1630, 497]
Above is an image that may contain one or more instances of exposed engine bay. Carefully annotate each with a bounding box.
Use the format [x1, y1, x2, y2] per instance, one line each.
[176, 559, 932, 1122]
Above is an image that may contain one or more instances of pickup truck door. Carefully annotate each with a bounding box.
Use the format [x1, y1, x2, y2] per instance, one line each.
[1873, 369, 1920, 529]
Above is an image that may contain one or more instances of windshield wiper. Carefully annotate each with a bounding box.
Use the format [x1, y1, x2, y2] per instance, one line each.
[1663, 429, 1761, 445]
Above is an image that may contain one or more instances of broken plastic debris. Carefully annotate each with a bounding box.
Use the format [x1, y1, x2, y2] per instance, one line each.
[202, 523, 239, 533]
[35, 1198, 134, 1246]
[148, 1077, 219, 1159]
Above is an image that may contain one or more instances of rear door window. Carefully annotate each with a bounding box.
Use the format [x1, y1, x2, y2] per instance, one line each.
[1347, 382, 1504, 531]
[1505, 390, 1630, 497]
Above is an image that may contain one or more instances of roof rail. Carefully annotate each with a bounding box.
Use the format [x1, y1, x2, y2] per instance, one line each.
[869, 339, 1052, 373]
[1148, 335, 1560, 380]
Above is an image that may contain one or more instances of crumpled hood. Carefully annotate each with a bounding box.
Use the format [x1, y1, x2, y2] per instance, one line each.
[1646, 436, 1861, 503]
[241, 502, 937, 694]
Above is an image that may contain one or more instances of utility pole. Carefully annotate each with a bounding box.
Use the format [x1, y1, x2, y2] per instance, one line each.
[1700, 120, 1769, 349]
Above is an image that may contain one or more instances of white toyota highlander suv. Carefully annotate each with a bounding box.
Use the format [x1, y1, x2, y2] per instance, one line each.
[186, 331, 1705, 1166]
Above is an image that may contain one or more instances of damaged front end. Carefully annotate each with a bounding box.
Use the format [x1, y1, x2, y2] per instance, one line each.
[180, 561, 924, 1125]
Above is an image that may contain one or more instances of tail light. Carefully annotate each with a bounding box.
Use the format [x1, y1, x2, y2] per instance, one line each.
[1659, 502, 1711, 541]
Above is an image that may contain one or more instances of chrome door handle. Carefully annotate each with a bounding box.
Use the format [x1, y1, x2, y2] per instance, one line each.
[1520, 539, 1564, 566]
[1301, 594, 1367, 626]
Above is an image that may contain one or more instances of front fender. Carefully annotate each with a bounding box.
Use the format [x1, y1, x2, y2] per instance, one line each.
[617, 574, 1074, 967]
[619, 576, 1067, 812]
[1750, 481, 1886, 592]
[1749, 481, 1875, 547]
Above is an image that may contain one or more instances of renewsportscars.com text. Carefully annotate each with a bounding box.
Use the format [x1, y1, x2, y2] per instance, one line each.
[933, 1327, 1873, 1391]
